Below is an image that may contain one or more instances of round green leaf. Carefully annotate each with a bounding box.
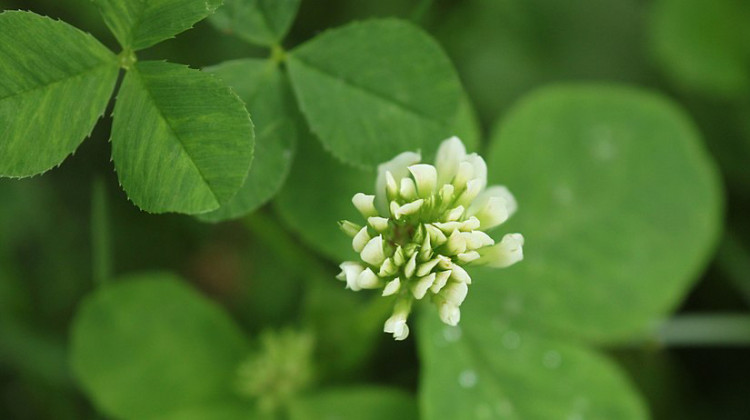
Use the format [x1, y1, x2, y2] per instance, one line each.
[287, 19, 463, 168]
[480, 84, 722, 342]
[93, 0, 223, 51]
[199, 59, 296, 222]
[418, 314, 648, 420]
[289, 388, 417, 420]
[111, 61, 254, 214]
[0, 11, 118, 178]
[70, 273, 250, 419]
[275, 132, 372, 262]
[650, 0, 750, 98]
[275, 118, 481, 262]
[210, 0, 301, 46]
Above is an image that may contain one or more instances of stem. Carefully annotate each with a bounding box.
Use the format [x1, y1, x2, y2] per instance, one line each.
[655, 314, 750, 347]
[91, 177, 112, 286]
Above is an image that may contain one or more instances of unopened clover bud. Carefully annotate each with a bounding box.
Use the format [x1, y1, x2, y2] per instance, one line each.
[361, 235, 386, 266]
[337, 262, 365, 291]
[338, 220, 361, 237]
[477, 233, 524, 268]
[404, 252, 417, 278]
[382, 277, 401, 296]
[400, 177, 417, 200]
[378, 258, 399, 277]
[439, 302, 461, 326]
[368, 216, 389, 232]
[441, 281, 469, 306]
[430, 270, 452, 293]
[393, 246, 406, 266]
[411, 272, 436, 299]
[418, 234, 432, 262]
[398, 199, 424, 217]
[444, 229, 467, 255]
[352, 227, 371, 253]
[357, 268, 380, 289]
[416, 258, 440, 277]
[446, 205, 465, 222]
[352, 193, 378, 218]
[439, 184, 455, 203]
[425, 224, 447, 246]
[408, 164, 437, 197]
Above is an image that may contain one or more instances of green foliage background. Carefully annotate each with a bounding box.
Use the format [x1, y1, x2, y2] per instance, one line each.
[1, 0, 749, 419]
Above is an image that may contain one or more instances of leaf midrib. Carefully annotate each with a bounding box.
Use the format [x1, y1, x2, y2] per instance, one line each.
[130, 67, 220, 205]
[0, 60, 114, 103]
[288, 53, 447, 126]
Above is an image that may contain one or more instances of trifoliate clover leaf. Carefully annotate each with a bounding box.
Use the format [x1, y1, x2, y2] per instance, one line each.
[337, 137, 524, 340]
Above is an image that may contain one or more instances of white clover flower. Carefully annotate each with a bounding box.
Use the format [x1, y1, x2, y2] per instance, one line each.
[337, 136, 524, 341]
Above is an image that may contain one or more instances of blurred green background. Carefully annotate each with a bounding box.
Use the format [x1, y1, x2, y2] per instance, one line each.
[1, 0, 749, 419]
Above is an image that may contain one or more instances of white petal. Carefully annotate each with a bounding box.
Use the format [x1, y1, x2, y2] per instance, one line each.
[376, 151, 421, 213]
[399, 177, 417, 201]
[352, 193, 378, 218]
[444, 229, 467, 255]
[439, 184, 455, 203]
[462, 231, 494, 250]
[438, 302, 461, 326]
[464, 153, 487, 192]
[450, 264, 471, 284]
[435, 136, 467, 186]
[382, 277, 401, 296]
[478, 233, 524, 268]
[389, 201, 401, 219]
[352, 227, 371, 253]
[430, 270, 452, 293]
[338, 262, 365, 291]
[441, 281, 469, 306]
[385, 171, 398, 200]
[412, 272, 436, 299]
[457, 251, 480, 264]
[446, 205, 465, 222]
[468, 186, 517, 230]
[398, 199, 424, 217]
[368, 216, 390, 232]
[393, 246, 406, 266]
[456, 179, 483, 206]
[408, 164, 438, 197]
[360, 235, 386, 266]
[433, 221, 462, 234]
[357, 268, 380, 289]
[452, 161, 474, 190]
[460, 216, 481, 232]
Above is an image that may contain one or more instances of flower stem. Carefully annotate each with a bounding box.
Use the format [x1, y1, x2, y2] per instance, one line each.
[655, 314, 750, 347]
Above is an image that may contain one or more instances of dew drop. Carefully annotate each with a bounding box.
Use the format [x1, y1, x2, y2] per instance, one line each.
[458, 369, 478, 388]
[543, 350, 562, 369]
[502, 331, 521, 349]
[443, 325, 462, 343]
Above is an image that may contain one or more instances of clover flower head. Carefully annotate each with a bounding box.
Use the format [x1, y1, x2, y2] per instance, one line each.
[337, 136, 524, 340]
